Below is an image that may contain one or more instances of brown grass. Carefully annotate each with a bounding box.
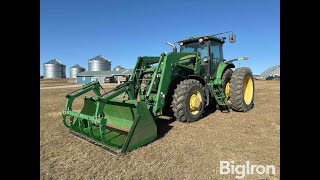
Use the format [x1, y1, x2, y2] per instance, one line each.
[40, 79, 280, 180]
[40, 79, 71, 87]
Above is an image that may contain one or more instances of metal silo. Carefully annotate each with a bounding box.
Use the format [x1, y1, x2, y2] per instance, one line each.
[88, 55, 111, 71]
[70, 64, 85, 78]
[43, 59, 66, 79]
[114, 65, 124, 71]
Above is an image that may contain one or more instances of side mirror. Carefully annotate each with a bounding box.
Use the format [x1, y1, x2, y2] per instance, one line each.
[229, 33, 236, 43]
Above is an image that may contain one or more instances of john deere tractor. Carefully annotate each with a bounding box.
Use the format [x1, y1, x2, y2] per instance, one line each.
[62, 32, 254, 155]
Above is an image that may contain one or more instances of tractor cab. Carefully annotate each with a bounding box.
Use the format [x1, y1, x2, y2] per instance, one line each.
[177, 33, 235, 77]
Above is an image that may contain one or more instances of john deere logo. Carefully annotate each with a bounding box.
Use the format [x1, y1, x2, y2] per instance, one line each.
[180, 54, 196, 60]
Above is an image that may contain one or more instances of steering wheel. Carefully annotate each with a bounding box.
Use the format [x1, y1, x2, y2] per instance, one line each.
[212, 58, 220, 65]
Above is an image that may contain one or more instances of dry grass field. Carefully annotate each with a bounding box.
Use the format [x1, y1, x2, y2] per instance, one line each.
[40, 78, 71, 87]
[40, 79, 280, 180]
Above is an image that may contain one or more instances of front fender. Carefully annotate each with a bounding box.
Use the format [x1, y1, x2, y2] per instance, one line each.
[215, 62, 235, 79]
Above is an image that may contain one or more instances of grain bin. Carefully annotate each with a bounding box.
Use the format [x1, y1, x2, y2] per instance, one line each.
[88, 55, 111, 71]
[114, 65, 125, 71]
[43, 59, 66, 79]
[70, 64, 85, 78]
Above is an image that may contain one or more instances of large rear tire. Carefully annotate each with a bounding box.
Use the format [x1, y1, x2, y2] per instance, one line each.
[172, 79, 205, 122]
[230, 67, 255, 112]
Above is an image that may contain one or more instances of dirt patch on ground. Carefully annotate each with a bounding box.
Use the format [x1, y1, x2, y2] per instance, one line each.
[40, 80, 280, 179]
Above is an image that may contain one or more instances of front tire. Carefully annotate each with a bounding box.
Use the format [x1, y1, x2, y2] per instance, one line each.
[172, 79, 205, 122]
[222, 69, 233, 104]
[230, 67, 255, 112]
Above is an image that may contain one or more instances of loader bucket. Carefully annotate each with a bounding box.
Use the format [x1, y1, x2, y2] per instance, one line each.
[62, 97, 157, 154]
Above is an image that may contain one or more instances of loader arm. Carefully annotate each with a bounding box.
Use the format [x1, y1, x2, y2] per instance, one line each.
[149, 52, 201, 115]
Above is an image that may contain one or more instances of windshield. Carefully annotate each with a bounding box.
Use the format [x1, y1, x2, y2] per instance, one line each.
[180, 41, 208, 58]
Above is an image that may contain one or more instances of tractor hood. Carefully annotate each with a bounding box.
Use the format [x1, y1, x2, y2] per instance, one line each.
[142, 52, 198, 73]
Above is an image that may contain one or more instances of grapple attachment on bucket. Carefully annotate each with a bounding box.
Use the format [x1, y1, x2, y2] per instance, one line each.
[62, 81, 157, 154]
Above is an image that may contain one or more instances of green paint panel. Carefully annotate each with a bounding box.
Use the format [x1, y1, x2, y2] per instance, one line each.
[103, 100, 137, 131]
[80, 99, 97, 116]
[126, 102, 157, 151]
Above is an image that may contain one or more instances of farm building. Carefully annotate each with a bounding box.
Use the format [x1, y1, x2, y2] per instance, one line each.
[76, 68, 132, 84]
[260, 65, 280, 80]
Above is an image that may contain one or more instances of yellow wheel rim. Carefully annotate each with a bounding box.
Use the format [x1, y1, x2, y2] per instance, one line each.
[225, 82, 230, 102]
[243, 76, 253, 105]
[189, 90, 202, 115]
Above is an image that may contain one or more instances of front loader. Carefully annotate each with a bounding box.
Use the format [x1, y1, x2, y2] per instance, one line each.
[62, 32, 255, 155]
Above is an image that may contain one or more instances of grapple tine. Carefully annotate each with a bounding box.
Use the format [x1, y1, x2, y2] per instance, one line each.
[62, 114, 71, 129]
[70, 117, 80, 133]
[68, 131, 124, 156]
[88, 121, 102, 142]
[99, 118, 108, 145]
[78, 118, 90, 137]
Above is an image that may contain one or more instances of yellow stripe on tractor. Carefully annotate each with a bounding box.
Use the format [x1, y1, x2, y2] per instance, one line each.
[237, 57, 249, 60]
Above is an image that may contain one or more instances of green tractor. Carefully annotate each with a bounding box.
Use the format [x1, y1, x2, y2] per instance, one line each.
[62, 32, 254, 155]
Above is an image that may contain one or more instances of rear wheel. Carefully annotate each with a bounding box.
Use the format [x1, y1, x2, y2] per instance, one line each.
[172, 79, 205, 122]
[230, 67, 254, 112]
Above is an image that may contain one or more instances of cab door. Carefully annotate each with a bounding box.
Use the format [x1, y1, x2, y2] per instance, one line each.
[209, 41, 224, 76]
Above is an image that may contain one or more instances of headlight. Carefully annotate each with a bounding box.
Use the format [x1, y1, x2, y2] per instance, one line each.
[199, 38, 203, 42]
[178, 42, 183, 45]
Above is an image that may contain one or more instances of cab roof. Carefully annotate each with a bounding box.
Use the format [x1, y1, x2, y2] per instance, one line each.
[178, 35, 225, 44]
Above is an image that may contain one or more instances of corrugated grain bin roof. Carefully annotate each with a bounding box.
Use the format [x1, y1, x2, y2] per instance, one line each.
[88, 55, 111, 62]
[44, 59, 65, 65]
[115, 65, 124, 69]
[70, 64, 85, 69]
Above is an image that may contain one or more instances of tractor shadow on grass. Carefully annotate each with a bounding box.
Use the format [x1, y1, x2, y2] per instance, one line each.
[202, 104, 218, 118]
[154, 104, 219, 140]
[155, 116, 175, 139]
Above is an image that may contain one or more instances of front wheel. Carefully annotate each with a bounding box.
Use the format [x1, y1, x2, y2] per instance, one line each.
[172, 79, 205, 122]
[222, 68, 233, 104]
[230, 67, 255, 112]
